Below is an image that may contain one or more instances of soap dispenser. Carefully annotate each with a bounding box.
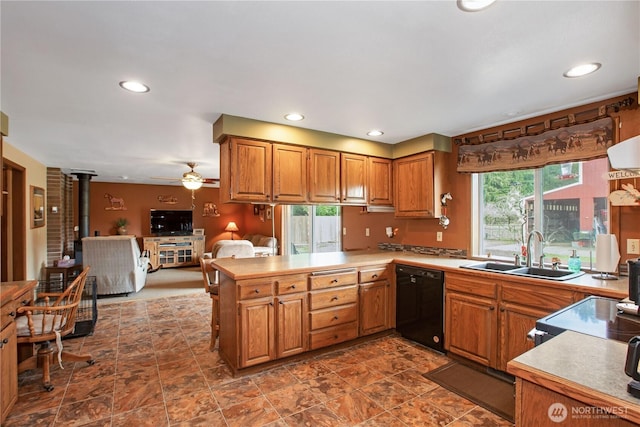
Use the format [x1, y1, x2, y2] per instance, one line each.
[568, 249, 581, 272]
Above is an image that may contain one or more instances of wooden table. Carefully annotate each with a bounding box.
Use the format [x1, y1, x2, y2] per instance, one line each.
[1, 280, 37, 424]
[44, 264, 83, 285]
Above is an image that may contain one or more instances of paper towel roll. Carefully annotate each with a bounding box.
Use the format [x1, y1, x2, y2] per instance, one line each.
[595, 234, 620, 273]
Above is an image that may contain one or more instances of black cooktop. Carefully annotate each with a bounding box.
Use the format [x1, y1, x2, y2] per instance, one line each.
[536, 296, 640, 342]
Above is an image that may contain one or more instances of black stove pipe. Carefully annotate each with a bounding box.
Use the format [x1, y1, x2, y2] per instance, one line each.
[73, 173, 94, 239]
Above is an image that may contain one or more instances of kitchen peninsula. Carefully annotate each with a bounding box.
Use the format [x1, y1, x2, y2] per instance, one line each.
[212, 250, 629, 375]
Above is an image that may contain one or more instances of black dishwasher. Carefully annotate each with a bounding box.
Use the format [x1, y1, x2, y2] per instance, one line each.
[395, 264, 444, 352]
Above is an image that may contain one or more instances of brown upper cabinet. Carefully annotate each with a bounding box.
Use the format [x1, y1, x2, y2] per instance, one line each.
[340, 153, 368, 205]
[220, 137, 272, 203]
[308, 148, 341, 204]
[273, 143, 308, 203]
[393, 151, 448, 218]
[368, 157, 393, 206]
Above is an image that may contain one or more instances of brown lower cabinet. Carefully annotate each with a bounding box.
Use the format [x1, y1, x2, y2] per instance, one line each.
[445, 271, 582, 371]
[219, 264, 394, 372]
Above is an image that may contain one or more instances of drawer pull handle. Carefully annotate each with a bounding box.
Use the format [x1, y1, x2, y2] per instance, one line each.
[291, 284, 296, 289]
[334, 335, 339, 339]
[333, 316, 339, 320]
[331, 296, 339, 301]
[21, 300, 29, 306]
[254, 289, 260, 294]
[331, 279, 338, 283]
[372, 274, 378, 279]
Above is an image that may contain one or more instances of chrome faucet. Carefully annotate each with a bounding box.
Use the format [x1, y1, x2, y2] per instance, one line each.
[526, 230, 545, 268]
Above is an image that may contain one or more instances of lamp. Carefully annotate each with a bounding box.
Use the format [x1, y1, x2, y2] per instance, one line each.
[593, 234, 621, 280]
[225, 221, 239, 240]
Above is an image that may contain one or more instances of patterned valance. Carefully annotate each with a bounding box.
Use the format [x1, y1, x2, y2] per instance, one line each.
[456, 116, 614, 173]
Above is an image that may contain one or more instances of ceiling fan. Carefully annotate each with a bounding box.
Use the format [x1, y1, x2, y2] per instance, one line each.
[152, 162, 219, 189]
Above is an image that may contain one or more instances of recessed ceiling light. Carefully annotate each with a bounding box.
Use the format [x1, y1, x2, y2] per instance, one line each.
[284, 113, 304, 121]
[563, 63, 601, 78]
[119, 80, 150, 93]
[367, 130, 384, 137]
[457, 0, 497, 12]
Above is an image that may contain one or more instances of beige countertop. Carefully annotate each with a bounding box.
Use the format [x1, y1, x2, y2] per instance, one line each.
[211, 249, 629, 299]
[507, 330, 640, 424]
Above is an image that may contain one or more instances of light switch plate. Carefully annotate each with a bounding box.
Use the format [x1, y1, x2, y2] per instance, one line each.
[628, 239, 640, 255]
[436, 232, 443, 242]
[365, 228, 370, 237]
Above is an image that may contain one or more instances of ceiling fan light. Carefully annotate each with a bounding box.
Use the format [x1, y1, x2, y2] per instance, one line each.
[182, 178, 203, 190]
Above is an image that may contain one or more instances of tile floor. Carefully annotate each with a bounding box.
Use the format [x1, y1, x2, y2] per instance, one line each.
[5, 293, 513, 427]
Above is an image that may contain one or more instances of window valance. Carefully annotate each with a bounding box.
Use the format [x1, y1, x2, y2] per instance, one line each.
[456, 116, 614, 173]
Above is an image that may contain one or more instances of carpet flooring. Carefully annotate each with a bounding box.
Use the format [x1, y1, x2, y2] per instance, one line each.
[424, 362, 515, 422]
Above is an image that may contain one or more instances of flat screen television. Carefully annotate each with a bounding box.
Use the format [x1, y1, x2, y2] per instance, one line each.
[150, 209, 193, 236]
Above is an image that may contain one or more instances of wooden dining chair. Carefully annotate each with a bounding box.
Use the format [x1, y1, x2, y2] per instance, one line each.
[200, 258, 220, 351]
[16, 266, 95, 391]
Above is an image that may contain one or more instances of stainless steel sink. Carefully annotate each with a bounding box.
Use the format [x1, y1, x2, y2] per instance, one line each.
[460, 262, 585, 281]
[460, 262, 520, 272]
[509, 266, 585, 281]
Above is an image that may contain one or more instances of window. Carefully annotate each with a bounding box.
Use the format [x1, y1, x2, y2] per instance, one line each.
[472, 157, 610, 267]
[283, 205, 342, 254]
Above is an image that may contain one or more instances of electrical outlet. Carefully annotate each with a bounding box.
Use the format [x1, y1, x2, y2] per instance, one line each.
[436, 232, 443, 242]
[628, 239, 640, 255]
[343, 227, 347, 236]
[365, 228, 370, 237]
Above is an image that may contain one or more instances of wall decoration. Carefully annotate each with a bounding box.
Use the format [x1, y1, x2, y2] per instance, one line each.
[609, 183, 640, 206]
[203, 202, 220, 217]
[31, 186, 45, 228]
[457, 116, 613, 173]
[104, 193, 127, 210]
[157, 195, 178, 204]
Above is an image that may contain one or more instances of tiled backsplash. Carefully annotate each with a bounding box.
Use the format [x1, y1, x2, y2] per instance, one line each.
[378, 242, 467, 259]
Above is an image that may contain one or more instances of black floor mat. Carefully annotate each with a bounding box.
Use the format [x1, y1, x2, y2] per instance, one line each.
[424, 362, 515, 422]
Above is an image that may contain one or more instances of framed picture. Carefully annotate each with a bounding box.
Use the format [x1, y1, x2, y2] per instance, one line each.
[31, 186, 45, 228]
[193, 228, 205, 235]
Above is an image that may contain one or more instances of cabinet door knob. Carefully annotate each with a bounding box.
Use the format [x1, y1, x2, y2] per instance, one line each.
[333, 316, 339, 320]
[254, 289, 260, 293]
[291, 284, 296, 289]
[500, 307, 505, 312]
[489, 306, 495, 311]
[9, 311, 15, 318]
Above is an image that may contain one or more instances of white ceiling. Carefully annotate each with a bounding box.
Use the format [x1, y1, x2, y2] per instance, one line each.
[2, 1, 639, 185]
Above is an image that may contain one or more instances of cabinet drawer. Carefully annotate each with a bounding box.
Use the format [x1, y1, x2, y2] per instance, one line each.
[446, 272, 497, 299]
[309, 270, 357, 290]
[359, 266, 388, 283]
[238, 279, 273, 300]
[309, 322, 358, 350]
[501, 282, 575, 311]
[309, 303, 357, 330]
[309, 285, 358, 310]
[1, 300, 20, 330]
[275, 274, 308, 295]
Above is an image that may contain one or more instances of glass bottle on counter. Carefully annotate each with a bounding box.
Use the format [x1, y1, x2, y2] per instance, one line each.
[568, 249, 581, 272]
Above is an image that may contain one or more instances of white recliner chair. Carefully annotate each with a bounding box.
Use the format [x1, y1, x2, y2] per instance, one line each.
[210, 239, 255, 258]
[81, 236, 149, 295]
